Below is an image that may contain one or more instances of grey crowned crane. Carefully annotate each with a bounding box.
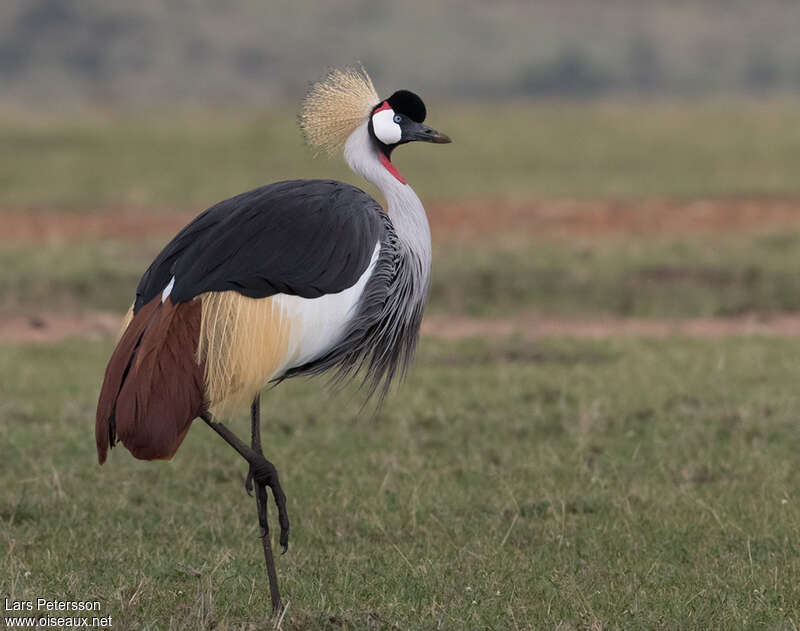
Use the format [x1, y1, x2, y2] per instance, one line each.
[95, 66, 450, 613]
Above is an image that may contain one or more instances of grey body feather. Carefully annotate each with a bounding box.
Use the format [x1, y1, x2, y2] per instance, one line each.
[131, 175, 430, 401]
[283, 211, 428, 399]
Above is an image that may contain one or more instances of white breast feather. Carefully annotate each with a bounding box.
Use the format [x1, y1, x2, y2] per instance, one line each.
[272, 243, 381, 376]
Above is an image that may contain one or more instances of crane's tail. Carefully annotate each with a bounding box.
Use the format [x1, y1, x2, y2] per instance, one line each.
[95, 296, 206, 464]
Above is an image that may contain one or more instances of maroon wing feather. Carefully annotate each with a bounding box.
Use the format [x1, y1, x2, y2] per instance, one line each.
[95, 296, 206, 464]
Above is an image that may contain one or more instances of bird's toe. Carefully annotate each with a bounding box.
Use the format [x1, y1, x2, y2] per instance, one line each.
[279, 527, 289, 555]
[244, 467, 255, 497]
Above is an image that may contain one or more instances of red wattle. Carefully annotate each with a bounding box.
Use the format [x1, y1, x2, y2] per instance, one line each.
[379, 153, 407, 184]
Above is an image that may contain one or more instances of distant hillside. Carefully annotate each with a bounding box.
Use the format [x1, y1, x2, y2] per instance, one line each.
[2, 0, 800, 109]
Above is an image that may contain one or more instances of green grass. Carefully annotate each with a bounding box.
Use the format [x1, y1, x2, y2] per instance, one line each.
[434, 230, 800, 318]
[3, 101, 800, 630]
[7, 229, 800, 319]
[1, 336, 799, 629]
[4, 102, 800, 206]
[0, 238, 157, 315]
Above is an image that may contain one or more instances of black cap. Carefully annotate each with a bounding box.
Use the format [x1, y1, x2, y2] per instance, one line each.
[386, 90, 426, 123]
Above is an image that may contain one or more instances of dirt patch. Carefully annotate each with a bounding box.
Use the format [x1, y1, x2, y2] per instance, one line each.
[3, 198, 800, 244]
[0, 311, 123, 342]
[0, 206, 194, 243]
[428, 198, 800, 241]
[4, 310, 800, 344]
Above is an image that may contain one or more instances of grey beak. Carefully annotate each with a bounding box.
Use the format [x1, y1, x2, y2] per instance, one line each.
[404, 121, 452, 144]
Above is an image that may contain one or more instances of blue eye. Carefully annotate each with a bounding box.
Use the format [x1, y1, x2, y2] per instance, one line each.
[393, 114, 402, 124]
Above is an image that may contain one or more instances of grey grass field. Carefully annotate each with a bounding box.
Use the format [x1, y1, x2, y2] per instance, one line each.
[7, 2, 800, 628]
[6, 229, 800, 320]
[2, 336, 800, 629]
[3, 102, 800, 206]
[3, 103, 800, 630]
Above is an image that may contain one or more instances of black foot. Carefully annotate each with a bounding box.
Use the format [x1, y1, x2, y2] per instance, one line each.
[251, 455, 290, 554]
[245, 467, 254, 497]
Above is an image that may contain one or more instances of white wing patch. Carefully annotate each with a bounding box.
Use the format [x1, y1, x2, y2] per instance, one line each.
[273, 243, 381, 374]
[372, 108, 402, 145]
[161, 276, 175, 302]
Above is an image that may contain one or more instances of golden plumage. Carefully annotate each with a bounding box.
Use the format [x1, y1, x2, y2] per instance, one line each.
[299, 65, 379, 155]
[197, 292, 291, 414]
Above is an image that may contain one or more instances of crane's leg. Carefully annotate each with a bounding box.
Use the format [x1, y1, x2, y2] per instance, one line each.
[249, 394, 283, 614]
[199, 408, 289, 615]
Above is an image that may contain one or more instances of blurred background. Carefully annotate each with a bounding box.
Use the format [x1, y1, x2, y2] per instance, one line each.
[5, 0, 800, 106]
[3, 2, 800, 629]
[3, 0, 800, 323]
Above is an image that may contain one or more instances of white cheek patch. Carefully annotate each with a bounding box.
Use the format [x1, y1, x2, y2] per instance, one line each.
[372, 108, 402, 145]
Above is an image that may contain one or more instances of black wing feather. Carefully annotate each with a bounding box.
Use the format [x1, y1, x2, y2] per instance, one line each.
[134, 180, 386, 311]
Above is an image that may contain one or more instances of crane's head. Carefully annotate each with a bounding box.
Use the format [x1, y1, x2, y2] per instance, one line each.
[368, 90, 451, 157]
[299, 65, 451, 159]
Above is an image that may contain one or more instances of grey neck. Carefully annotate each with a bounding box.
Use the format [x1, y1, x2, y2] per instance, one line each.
[344, 122, 432, 284]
